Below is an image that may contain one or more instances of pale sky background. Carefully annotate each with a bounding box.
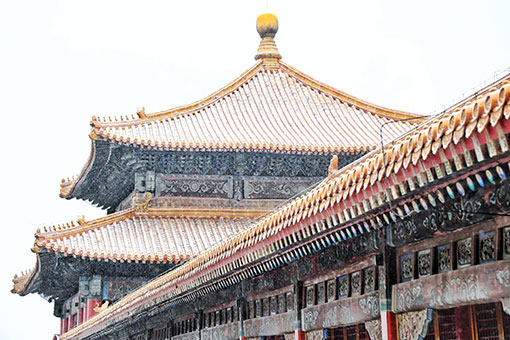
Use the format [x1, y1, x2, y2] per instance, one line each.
[1, 1, 509, 339]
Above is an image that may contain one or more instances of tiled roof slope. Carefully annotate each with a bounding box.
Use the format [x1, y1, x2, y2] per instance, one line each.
[35, 209, 255, 263]
[12, 208, 258, 295]
[61, 77, 510, 339]
[90, 60, 421, 154]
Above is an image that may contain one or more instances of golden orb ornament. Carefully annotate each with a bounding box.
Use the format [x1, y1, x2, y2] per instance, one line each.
[256, 13, 279, 38]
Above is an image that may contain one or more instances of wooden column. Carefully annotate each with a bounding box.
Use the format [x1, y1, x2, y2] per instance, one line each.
[168, 319, 174, 340]
[60, 318, 66, 335]
[293, 281, 304, 340]
[62, 316, 69, 334]
[77, 308, 84, 325]
[196, 310, 203, 340]
[381, 242, 398, 340]
[455, 306, 473, 340]
[237, 299, 247, 340]
[69, 314, 75, 330]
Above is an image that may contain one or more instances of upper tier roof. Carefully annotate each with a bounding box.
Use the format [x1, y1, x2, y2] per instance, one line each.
[88, 14, 421, 154]
[90, 60, 420, 154]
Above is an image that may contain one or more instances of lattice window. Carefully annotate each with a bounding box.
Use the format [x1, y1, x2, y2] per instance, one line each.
[424, 319, 435, 340]
[346, 325, 357, 340]
[132, 333, 146, 340]
[358, 323, 369, 340]
[436, 308, 456, 340]
[264, 336, 285, 340]
[330, 324, 367, 340]
[502, 304, 510, 340]
[475, 303, 500, 340]
[332, 327, 346, 340]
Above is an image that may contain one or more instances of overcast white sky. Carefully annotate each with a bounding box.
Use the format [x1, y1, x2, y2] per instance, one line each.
[1, 1, 509, 339]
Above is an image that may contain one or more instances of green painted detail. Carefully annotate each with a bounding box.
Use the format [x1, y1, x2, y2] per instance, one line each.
[380, 298, 392, 312]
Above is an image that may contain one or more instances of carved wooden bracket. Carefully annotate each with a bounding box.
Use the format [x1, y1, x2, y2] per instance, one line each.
[365, 319, 382, 340]
[502, 297, 510, 315]
[397, 309, 432, 340]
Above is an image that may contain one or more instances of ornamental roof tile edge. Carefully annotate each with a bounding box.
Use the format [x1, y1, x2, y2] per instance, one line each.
[60, 77, 510, 340]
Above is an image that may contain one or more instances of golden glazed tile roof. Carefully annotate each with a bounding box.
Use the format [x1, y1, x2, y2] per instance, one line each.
[90, 60, 421, 154]
[60, 77, 510, 340]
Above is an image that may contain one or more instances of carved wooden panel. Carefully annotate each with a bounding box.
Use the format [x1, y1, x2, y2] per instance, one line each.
[270, 296, 277, 315]
[157, 175, 234, 199]
[317, 282, 326, 304]
[172, 331, 199, 340]
[201, 323, 238, 340]
[226, 307, 232, 324]
[255, 300, 261, 318]
[278, 294, 286, 314]
[248, 301, 255, 319]
[262, 298, 270, 317]
[306, 285, 316, 307]
[456, 237, 473, 268]
[437, 244, 452, 273]
[417, 249, 433, 278]
[243, 312, 294, 337]
[326, 279, 336, 302]
[363, 267, 375, 293]
[504, 227, 510, 260]
[351, 271, 362, 296]
[400, 254, 414, 282]
[301, 292, 380, 331]
[244, 178, 322, 199]
[286, 292, 293, 312]
[337, 275, 349, 299]
[479, 231, 497, 263]
[392, 260, 510, 312]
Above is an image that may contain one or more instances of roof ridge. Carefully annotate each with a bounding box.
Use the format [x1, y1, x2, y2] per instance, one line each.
[279, 61, 424, 121]
[36, 209, 135, 240]
[91, 60, 265, 127]
[35, 208, 263, 241]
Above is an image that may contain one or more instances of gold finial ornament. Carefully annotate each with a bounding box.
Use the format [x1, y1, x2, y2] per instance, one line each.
[255, 13, 281, 64]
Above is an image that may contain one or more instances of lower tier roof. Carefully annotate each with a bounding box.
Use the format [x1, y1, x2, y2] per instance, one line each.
[13, 207, 260, 297]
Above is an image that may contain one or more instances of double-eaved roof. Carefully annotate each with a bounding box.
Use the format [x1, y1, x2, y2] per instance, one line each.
[59, 15, 422, 208]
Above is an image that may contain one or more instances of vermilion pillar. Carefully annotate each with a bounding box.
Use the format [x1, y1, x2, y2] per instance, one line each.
[69, 314, 75, 330]
[455, 306, 473, 340]
[60, 318, 66, 335]
[380, 310, 398, 340]
[62, 317, 69, 334]
[77, 308, 84, 325]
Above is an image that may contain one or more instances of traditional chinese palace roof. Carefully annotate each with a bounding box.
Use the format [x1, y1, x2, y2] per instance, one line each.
[14, 12, 435, 337]
[58, 14, 421, 211]
[60, 69, 510, 339]
[12, 208, 257, 298]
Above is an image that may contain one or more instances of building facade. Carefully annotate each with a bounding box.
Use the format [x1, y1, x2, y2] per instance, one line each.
[13, 13, 510, 340]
